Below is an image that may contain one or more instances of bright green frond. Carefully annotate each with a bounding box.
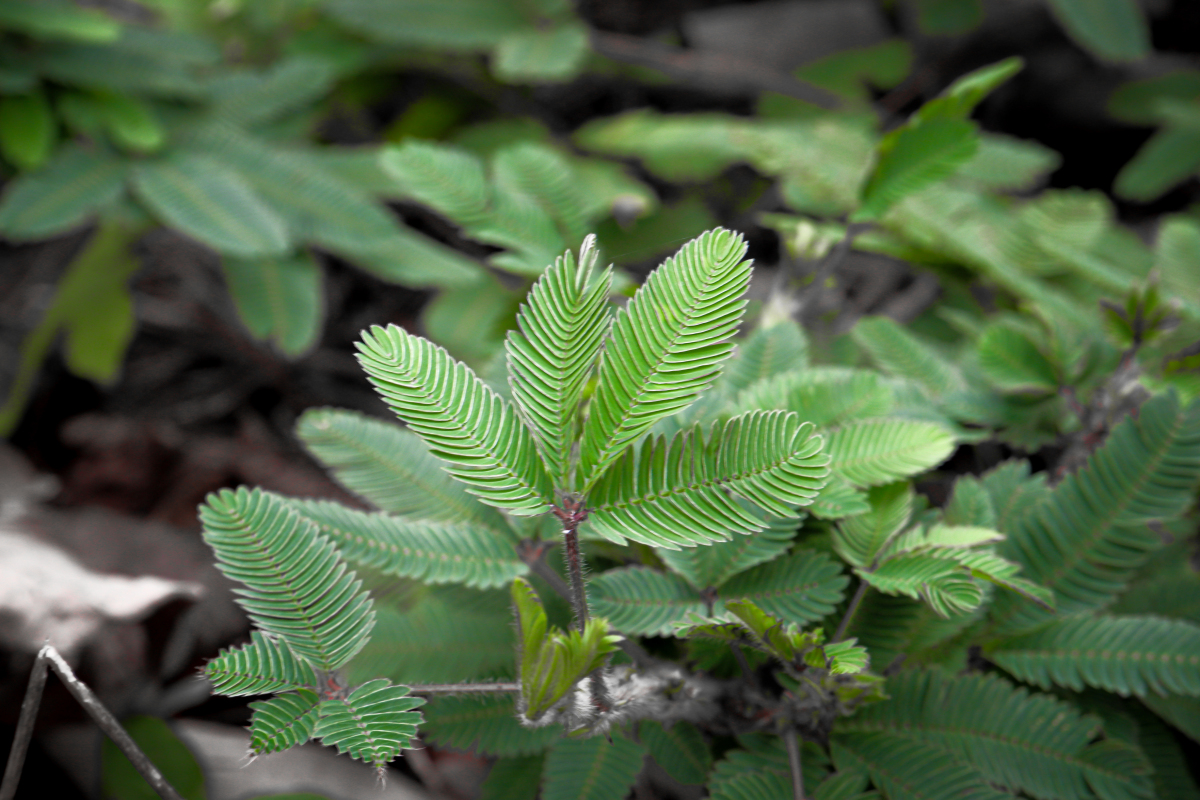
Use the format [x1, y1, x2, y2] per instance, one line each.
[492, 143, 590, 246]
[730, 368, 894, 428]
[825, 418, 956, 488]
[947, 548, 1054, 609]
[831, 732, 1015, 800]
[834, 482, 914, 569]
[850, 592, 979, 669]
[991, 392, 1200, 634]
[658, 509, 799, 590]
[861, 553, 985, 617]
[287, 498, 525, 589]
[642, 721, 712, 785]
[542, 736, 647, 800]
[506, 237, 612, 485]
[721, 318, 810, 392]
[710, 735, 829, 800]
[315, 679, 425, 771]
[199, 487, 375, 671]
[836, 668, 1147, 800]
[851, 317, 964, 398]
[381, 140, 490, 223]
[812, 770, 872, 800]
[978, 459, 1049, 535]
[987, 614, 1200, 697]
[249, 689, 320, 755]
[585, 411, 829, 548]
[977, 323, 1059, 394]
[720, 550, 849, 626]
[577, 228, 753, 488]
[811, 474, 872, 519]
[204, 630, 317, 697]
[295, 407, 508, 529]
[589, 567, 704, 636]
[943, 475, 997, 528]
[421, 694, 563, 757]
[356, 324, 554, 515]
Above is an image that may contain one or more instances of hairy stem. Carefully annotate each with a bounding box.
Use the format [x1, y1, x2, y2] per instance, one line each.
[1, 645, 185, 800]
[833, 580, 869, 642]
[784, 726, 805, 800]
[562, 522, 590, 631]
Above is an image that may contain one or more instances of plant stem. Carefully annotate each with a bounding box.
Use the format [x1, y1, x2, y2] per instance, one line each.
[784, 726, 805, 800]
[407, 682, 521, 694]
[562, 522, 590, 631]
[1, 645, 185, 800]
[833, 580, 868, 642]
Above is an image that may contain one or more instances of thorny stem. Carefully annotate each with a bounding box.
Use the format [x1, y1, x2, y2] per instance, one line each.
[833, 580, 869, 643]
[783, 726, 806, 800]
[1, 645, 185, 800]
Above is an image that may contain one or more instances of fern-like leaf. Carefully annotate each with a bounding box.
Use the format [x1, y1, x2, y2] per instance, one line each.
[492, 143, 591, 246]
[381, 140, 490, 223]
[861, 553, 985, 617]
[826, 418, 956, 488]
[709, 734, 829, 800]
[721, 318, 810, 392]
[204, 630, 317, 696]
[836, 668, 1149, 800]
[356, 325, 554, 515]
[200, 487, 375, 671]
[851, 317, 964, 398]
[658, 509, 799, 590]
[831, 732, 1014, 800]
[731, 368, 894, 428]
[834, 482, 914, 569]
[315, 679, 425, 771]
[642, 720, 712, 785]
[586, 411, 829, 548]
[249, 689, 320, 755]
[987, 614, 1200, 697]
[990, 391, 1200, 634]
[295, 408, 508, 530]
[542, 736, 647, 800]
[577, 228, 753, 488]
[287, 498, 525, 589]
[506, 237, 612, 486]
[589, 567, 705, 636]
[719, 551, 849, 626]
[421, 694, 563, 757]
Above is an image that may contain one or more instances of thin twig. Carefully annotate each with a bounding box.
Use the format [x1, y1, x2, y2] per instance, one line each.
[407, 682, 521, 694]
[783, 726, 806, 800]
[1, 645, 185, 800]
[833, 581, 869, 643]
[561, 522, 590, 631]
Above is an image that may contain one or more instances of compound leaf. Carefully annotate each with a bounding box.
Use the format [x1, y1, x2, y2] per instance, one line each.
[249, 689, 320, 755]
[222, 254, 322, 357]
[204, 630, 317, 697]
[542, 736, 646, 800]
[421, 694, 562, 757]
[590, 568, 704, 636]
[830, 732, 1014, 800]
[642, 721, 711, 785]
[0, 144, 125, 238]
[315, 679, 425, 770]
[851, 317, 964, 398]
[854, 117, 979, 222]
[658, 510, 799, 590]
[825, 418, 956, 488]
[720, 550, 849, 626]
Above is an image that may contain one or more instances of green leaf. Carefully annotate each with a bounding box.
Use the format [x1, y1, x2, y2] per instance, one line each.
[492, 23, 589, 84]
[914, 57, 1024, 124]
[955, 133, 1061, 191]
[0, 144, 125, 239]
[200, 487, 375, 670]
[249, 689, 321, 755]
[658, 510, 799, 590]
[987, 614, 1200, 697]
[0, 91, 55, 170]
[1046, 0, 1149, 62]
[589, 567, 704, 636]
[834, 482, 914, 569]
[978, 459, 1049, 536]
[507, 237, 612, 485]
[831, 732, 1014, 800]
[0, 0, 120, 42]
[810, 474, 871, 519]
[295, 408, 509, 530]
[382, 140, 490, 223]
[721, 319, 810, 392]
[943, 475, 997, 528]
[719, 550, 849, 626]
[1140, 692, 1200, 742]
[223, 254, 322, 357]
[1108, 71, 1200, 125]
[912, 0, 983, 35]
[421, 694, 563, 757]
[854, 118, 979, 221]
[990, 392, 1200, 634]
[102, 716, 205, 800]
[577, 228, 753, 488]
[356, 324, 554, 515]
[1113, 127, 1200, 202]
[585, 411, 830, 548]
[204, 630, 318, 696]
[287, 498, 526, 590]
[825, 418, 957, 488]
[851, 317, 964, 398]
[1154, 216, 1200, 318]
[132, 152, 290, 258]
[976, 323, 1059, 393]
[837, 668, 1150, 800]
[642, 721, 711, 785]
[709, 734, 829, 800]
[210, 56, 336, 127]
[492, 142, 591, 246]
[315, 679, 425, 770]
[730, 368, 894, 428]
[323, 0, 527, 48]
[542, 736, 647, 800]
[479, 755, 546, 800]
[93, 91, 164, 153]
[860, 553, 985, 617]
[1127, 705, 1200, 799]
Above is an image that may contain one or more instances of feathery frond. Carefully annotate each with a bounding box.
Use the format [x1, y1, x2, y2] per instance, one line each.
[731, 368, 894, 428]
[585, 411, 829, 548]
[577, 228, 752, 488]
[642, 721, 712, 785]
[589, 567, 704, 636]
[249, 689, 320, 755]
[658, 509, 799, 589]
[825, 418, 956, 487]
[830, 733, 1015, 800]
[287, 498, 525, 589]
[719, 551, 849, 626]
[315, 679, 425, 771]
[200, 487, 375, 671]
[810, 474, 872, 519]
[861, 553, 985, 617]
[421, 694, 563, 757]
[721, 319, 810, 392]
[542, 736, 647, 800]
[851, 317, 964, 398]
[506, 237, 612, 485]
[709, 735, 829, 800]
[990, 391, 1200, 634]
[834, 482, 913, 569]
[356, 324, 554, 515]
[987, 614, 1200, 696]
[296, 407, 509, 529]
[204, 630, 317, 696]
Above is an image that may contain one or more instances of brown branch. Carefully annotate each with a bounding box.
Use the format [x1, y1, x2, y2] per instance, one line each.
[589, 30, 842, 110]
[1, 645, 185, 800]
